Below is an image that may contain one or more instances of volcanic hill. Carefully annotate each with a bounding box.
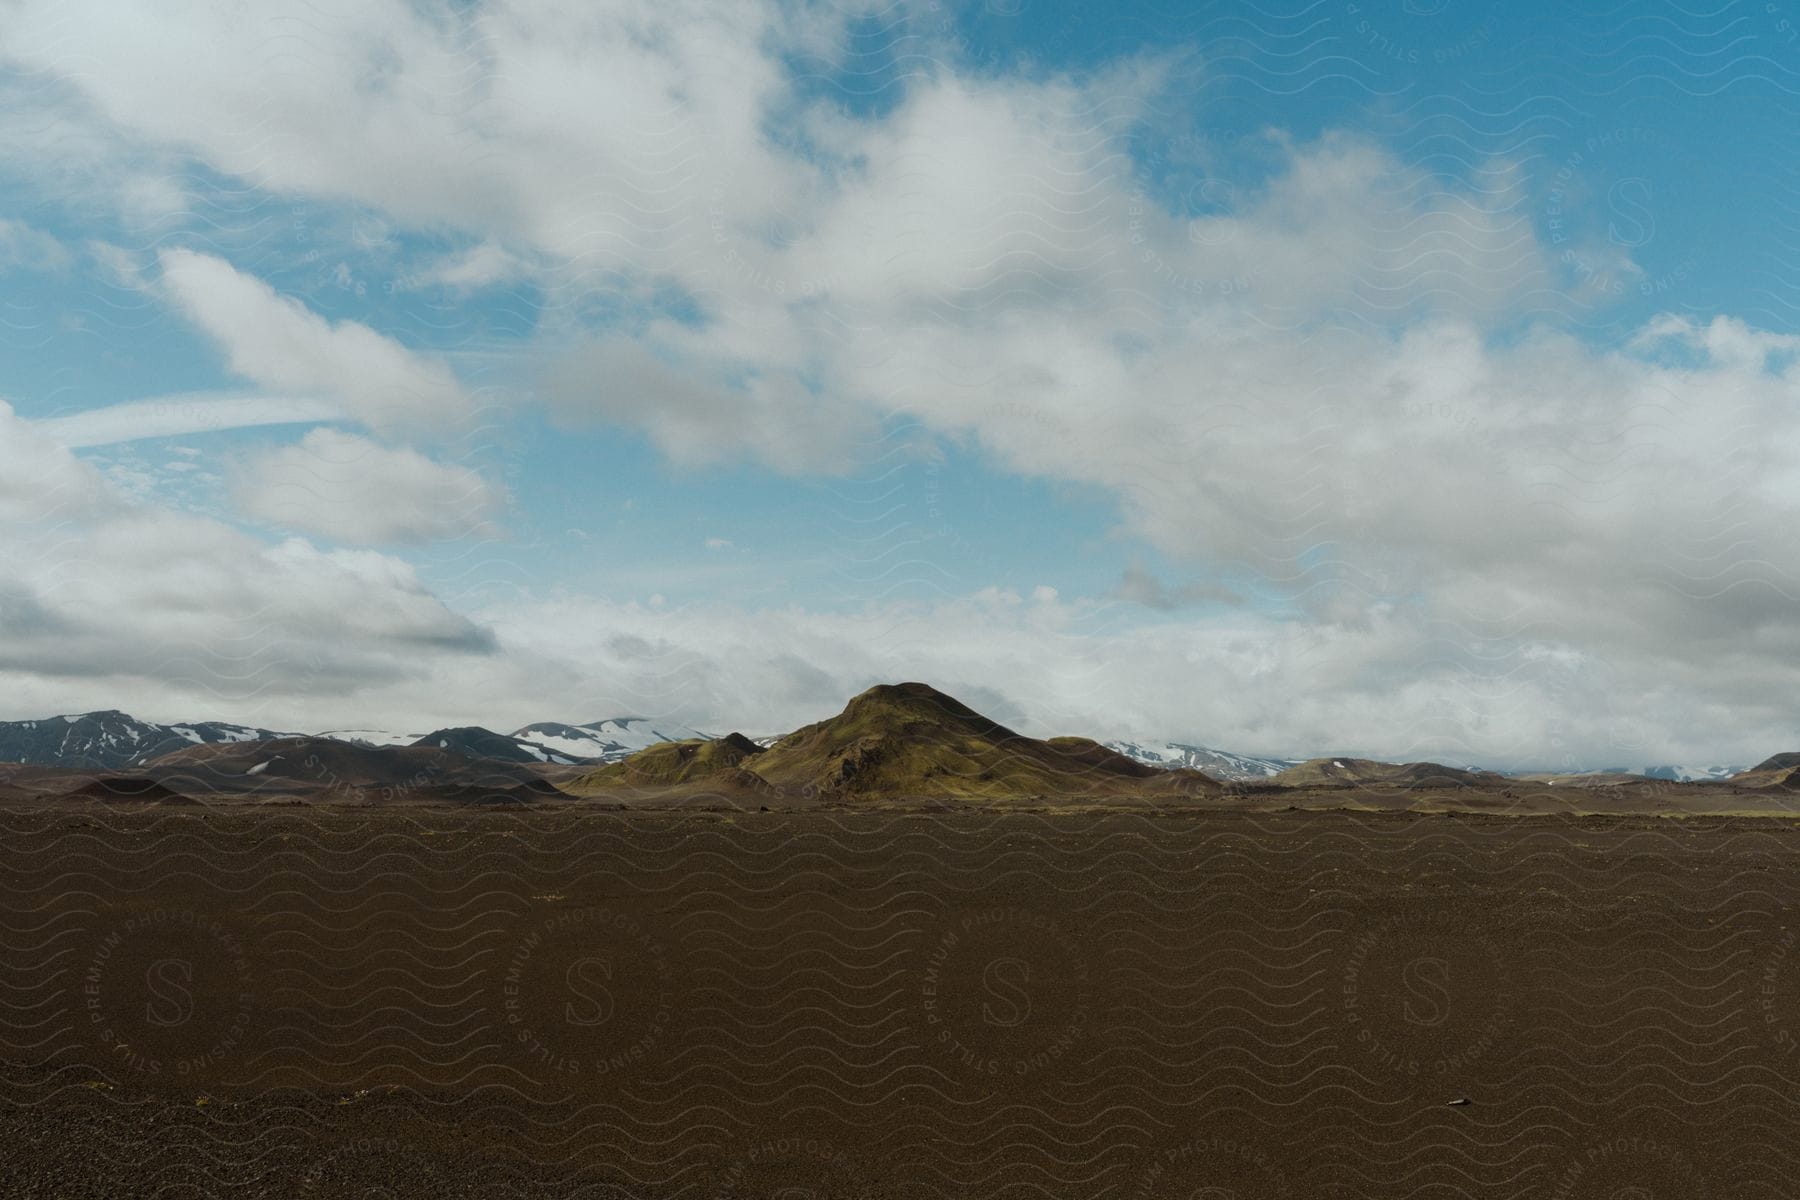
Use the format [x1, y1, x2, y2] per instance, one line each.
[569, 682, 1220, 802]
[577, 732, 767, 788]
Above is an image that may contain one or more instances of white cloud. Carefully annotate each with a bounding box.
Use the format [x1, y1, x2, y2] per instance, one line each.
[405, 242, 529, 292]
[433, 588, 1787, 769]
[0, 378, 1788, 765]
[0, 217, 70, 273]
[33, 392, 346, 448]
[0, 401, 109, 523]
[0, 0, 833, 270]
[157, 249, 472, 433]
[541, 335, 871, 474]
[0, 399, 495, 718]
[233, 428, 506, 545]
[3, 2, 1799, 765]
[0, 560, 1780, 769]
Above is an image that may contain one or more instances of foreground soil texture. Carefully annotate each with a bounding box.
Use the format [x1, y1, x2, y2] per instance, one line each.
[5, 803, 1800, 1197]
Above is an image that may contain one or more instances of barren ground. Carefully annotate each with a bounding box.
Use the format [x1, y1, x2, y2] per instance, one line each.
[5, 803, 1800, 1197]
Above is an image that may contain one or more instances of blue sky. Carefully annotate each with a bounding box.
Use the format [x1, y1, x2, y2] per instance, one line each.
[1, 0, 1797, 767]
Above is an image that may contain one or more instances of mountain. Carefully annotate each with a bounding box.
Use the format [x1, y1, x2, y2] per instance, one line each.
[1105, 740, 1300, 781]
[510, 717, 716, 763]
[1582, 764, 1746, 783]
[323, 721, 714, 765]
[573, 683, 1222, 802]
[0, 710, 297, 770]
[146, 737, 565, 804]
[0, 708, 720, 774]
[576, 732, 769, 789]
[1730, 754, 1800, 790]
[410, 726, 584, 765]
[317, 728, 427, 748]
[1271, 757, 1502, 789]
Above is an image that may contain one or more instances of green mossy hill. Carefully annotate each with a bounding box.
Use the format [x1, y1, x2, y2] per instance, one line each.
[572, 731, 764, 790]
[567, 683, 1222, 801]
[747, 683, 1208, 799]
[1270, 757, 1499, 789]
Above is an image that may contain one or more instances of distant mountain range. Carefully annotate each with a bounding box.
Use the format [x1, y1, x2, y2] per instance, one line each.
[0, 709, 1313, 781]
[316, 718, 718, 765]
[1597, 764, 1746, 782]
[0, 711, 718, 771]
[508, 718, 716, 762]
[0, 706, 1762, 785]
[0, 710, 296, 771]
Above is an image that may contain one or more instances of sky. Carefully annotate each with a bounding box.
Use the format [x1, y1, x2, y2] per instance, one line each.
[1, 0, 1799, 768]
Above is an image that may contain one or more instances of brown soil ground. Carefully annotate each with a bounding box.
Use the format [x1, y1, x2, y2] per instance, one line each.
[5, 802, 1800, 1197]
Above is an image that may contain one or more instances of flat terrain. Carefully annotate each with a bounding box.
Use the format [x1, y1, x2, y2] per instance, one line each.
[5, 804, 1800, 1197]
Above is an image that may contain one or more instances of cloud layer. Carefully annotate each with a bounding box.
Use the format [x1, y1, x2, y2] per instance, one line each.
[0, 1, 1795, 766]
[0, 401, 496, 719]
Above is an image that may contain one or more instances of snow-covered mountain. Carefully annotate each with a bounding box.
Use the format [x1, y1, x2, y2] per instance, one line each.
[6, 707, 1743, 784]
[511, 718, 716, 763]
[0, 710, 713, 771]
[1601, 764, 1746, 783]
[196, 717, 718, 766]
[1104, 740, 1301, 782]
[1503, 763, 1749, 783]
[413, 727, 586, 765]
[319, 726, 591, 764]
[316, 728, 425, 748]
[0, 710, 300, 770]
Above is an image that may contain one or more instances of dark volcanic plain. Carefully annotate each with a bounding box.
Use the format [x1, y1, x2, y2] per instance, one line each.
[6, 799, 1800, 1198]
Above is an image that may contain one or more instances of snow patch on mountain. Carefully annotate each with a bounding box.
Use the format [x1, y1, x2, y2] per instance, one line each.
[1104, 740, 1301, 782]
[318, 729, 427, 749]
[511, 717, 716, 763]
[0, 711, 301, 770]
[1612, 764, 1746, 783]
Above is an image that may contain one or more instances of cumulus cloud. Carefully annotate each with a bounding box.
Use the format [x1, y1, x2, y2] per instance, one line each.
[0, 0, 833, 269]
[431, 588, 1783, 770]
[0, 399, 495, 717]
[540, 336, 871, 474]
[0, 563, 1776, 769]
[232, 428, 506, 545]
[3, 1, 1799, 764]
[157, 249, 472, 432]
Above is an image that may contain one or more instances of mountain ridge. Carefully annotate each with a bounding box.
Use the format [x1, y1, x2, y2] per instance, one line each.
[0, 705, 1781, 788]
[0, 711, 299, 771]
